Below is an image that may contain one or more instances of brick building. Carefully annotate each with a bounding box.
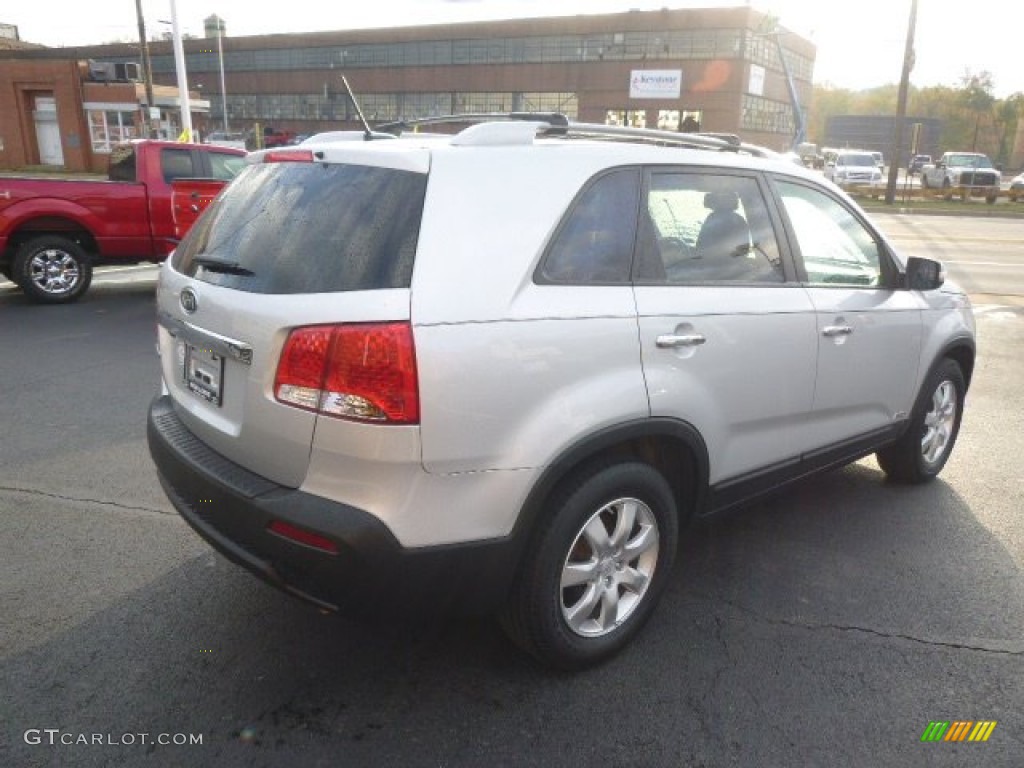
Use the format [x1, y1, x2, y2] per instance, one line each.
[0, 7, 815, 171]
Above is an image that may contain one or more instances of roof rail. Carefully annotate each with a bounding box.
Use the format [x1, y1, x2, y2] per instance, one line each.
[376, 112, 569, 135]
[563, 122, 736, 151]
[374, 112, 775, 155]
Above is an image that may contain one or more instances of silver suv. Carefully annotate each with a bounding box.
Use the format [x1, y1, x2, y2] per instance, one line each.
[148, 116, 976, 670]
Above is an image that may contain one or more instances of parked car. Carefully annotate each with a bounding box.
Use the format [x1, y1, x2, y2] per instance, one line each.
[1009, 170, 1024, 202]
[908, 154, 932, 174]
[921, 152, 1001, 203]
[245, 126, 297, 150]
[824, 150, 884, 192]
[0, 140, 246, 303]
[148, 115, 975, 670]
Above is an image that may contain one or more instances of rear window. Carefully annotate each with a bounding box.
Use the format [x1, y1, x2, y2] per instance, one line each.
[172, 162, 427, 294]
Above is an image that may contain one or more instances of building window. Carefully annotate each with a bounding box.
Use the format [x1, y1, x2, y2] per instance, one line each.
[87, 109, 138, 153]
[741, 95, 794, 135]
[520, 92, 578, 117]
[605, 110, 647, 128]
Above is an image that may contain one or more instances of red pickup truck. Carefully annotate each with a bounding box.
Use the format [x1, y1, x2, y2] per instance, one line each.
[0, 140, 246, 303]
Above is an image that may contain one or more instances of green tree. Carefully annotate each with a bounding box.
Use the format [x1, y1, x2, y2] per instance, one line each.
[807, 72, 1019, 163]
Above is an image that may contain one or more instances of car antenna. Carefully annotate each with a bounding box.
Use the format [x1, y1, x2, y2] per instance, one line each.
[340, 75, 373, 141]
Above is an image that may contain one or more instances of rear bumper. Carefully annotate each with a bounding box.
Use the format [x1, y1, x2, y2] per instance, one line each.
[147, 395, 519, 615]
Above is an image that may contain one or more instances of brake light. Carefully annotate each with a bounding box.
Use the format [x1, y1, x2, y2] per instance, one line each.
[274, 322, 419, 424]
[263, 149, 314, 163]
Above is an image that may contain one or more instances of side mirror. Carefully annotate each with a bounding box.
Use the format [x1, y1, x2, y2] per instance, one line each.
[905, 256, 945, 291]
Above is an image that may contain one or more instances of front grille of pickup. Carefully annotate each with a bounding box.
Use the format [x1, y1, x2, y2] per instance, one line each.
[961, 171, 997, 186]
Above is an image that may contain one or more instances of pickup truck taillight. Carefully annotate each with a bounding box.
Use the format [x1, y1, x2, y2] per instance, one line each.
[274, 322, 419, 424]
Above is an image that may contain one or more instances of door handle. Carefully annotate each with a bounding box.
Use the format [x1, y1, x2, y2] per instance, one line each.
[656, 333, 707, 348]
[822, 325, 853, 337]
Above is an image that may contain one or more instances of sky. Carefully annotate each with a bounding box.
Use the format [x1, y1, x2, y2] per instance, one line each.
[3, 1, 1019, 97]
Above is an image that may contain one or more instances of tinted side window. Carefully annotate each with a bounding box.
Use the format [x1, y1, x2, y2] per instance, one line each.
[642, 173, 784, 284]
[776, 181, 881, 287]
[161, 148, 196, 183]
[208, 152, 246, 181]
[539, 169, 640, 284]
[173, 163, 426, 294]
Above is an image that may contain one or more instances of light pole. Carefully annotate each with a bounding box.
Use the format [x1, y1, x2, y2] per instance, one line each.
[215, 17, 229, 134]
[168, 0, 193, 141]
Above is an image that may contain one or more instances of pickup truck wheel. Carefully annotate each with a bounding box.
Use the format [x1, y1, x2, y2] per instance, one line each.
[985, 194, 997, 204]
[876, 359, 965, 484]
[13, 236, 93, 304]
[500, 461, 678, 670]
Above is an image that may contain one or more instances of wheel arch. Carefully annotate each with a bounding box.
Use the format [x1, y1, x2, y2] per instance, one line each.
[936, 337, 976, 391]
[507, 418, 709, 568]
[5, 216, 99, 262]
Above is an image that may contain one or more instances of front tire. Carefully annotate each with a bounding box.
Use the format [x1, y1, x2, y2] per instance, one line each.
[13, 235, 93, 304]
[876, 359, 965, 483]
[500, 461, 679, 670]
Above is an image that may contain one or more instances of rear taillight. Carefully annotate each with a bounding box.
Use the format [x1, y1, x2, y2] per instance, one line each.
[274, 322, 419, 424]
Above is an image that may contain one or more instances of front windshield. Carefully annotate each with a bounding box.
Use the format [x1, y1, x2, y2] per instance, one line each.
[838, 154, 876, 167]
[948, 154, 992, 168]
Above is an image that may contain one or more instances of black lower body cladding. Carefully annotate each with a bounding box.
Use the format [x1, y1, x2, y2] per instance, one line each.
[147, 395, 518, 616]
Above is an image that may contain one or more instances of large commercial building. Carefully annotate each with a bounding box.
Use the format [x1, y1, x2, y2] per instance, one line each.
[0, 7, 814, 171]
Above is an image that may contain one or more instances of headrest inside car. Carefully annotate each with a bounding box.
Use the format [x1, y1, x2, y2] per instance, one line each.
[704, 191, 739, 211]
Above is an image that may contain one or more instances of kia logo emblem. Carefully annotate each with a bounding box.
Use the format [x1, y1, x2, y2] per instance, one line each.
[180, 287, 199, 314]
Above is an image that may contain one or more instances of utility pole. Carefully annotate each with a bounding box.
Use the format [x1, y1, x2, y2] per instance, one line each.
[134, 0, 156, 137]
[885, 0, 918, 204]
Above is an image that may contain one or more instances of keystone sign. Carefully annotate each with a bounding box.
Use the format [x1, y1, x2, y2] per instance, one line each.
[629, 70, 683, 99]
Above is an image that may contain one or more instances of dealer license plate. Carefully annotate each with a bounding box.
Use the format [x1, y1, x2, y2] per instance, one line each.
[183, 342, 224, 405]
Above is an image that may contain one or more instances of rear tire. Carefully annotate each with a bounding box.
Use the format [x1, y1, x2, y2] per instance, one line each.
[500, 461, 679, 670]
[13, 235, 93, 304]
[876, 359, 965, 483]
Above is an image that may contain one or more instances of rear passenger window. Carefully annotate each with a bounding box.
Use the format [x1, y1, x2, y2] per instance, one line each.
[539, 169, 640, 284]
[640, 173, 784, 284]
[160, 148, 195, 183]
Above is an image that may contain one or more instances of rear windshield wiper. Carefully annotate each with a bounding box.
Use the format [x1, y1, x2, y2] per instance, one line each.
[193, 256, 255, 276]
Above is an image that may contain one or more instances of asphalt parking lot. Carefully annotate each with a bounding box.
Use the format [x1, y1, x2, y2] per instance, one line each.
[1, 233, 1022, 766]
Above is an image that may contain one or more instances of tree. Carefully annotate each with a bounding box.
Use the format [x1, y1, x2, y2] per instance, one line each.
[959, 70, 996, 152]
[806, 72, 1019, 163]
